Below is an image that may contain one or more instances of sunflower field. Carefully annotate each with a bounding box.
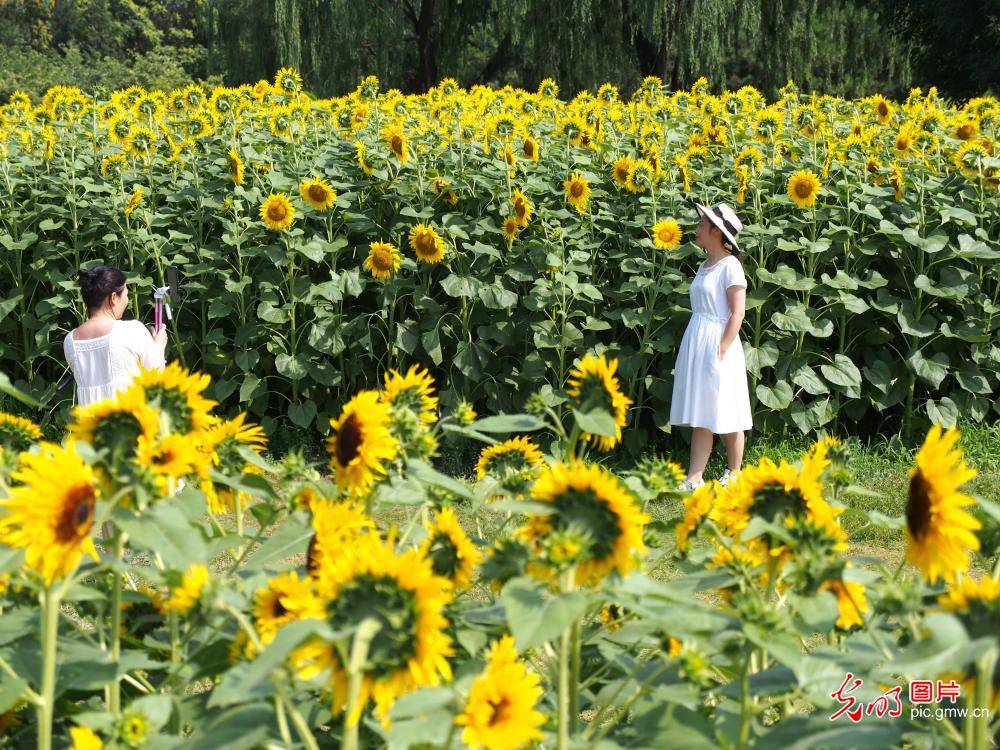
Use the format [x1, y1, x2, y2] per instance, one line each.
[0, 72, 998, 446]
[0, 356, 998, 749]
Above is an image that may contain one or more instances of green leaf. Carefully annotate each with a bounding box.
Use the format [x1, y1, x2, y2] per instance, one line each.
[926, 397, 958, 428]
[907, 350, 950, 388]
[116, 504, 207, 570]
[0, 371, 40, 407]
[792, 365, 829, 395]
[183, 704, 273, 750]
[243, 512, 312, 570]
[888, 613, 969, 677]
[209, 620, 335, 708]
[755, 380, 794, 409]
[440, 273, 480, 298]
[275, 353, 308, 380]
[820, 354, 862, 390]
[468, 414, 547, 433]
[0, 677, 28, 714]
[407, 459, 475, 501]
[572, 407, 617, 437]
[288, 399, 316, 428]
[500, 577, 589, 650]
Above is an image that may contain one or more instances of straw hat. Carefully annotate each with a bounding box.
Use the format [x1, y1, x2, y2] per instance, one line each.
[694, 201, 743, 253]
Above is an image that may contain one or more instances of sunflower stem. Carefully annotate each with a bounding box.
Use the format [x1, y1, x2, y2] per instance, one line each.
[37, 585, 62, 750]
[168, 611, 181, 733]
[557, 567, 577, 749]
[736, 648, 753, 750]
[970, 648, 996, 750]
[342, 618, 381, 750]
[109, 530, 125, 717]
[274, 690, 293, 746]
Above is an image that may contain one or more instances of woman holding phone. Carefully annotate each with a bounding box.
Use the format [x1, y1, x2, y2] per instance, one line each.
[63, 265, 168, 406]
[669, 202, 753, 491]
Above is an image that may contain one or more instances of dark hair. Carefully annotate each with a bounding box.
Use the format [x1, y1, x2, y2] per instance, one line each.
[77, 265, 126, 314]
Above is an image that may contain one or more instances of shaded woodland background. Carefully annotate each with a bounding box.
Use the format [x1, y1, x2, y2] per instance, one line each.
[0, 0, 997, 100]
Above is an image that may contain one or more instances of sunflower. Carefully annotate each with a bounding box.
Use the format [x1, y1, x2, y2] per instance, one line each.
[227, 148, 244, 185]
[650, 218, 682, 250]
[820, 578, 868, 630]
[326, 390, 399, 496]
[253, 571, 325, 645]
[313, 531, 454, 724]
[0, 442, 100, 585]
[521, 136, 539, 161]
[625, 158, 655, 193]
[163, 564, 208, 615]
[70, 726, 103, 750]
[274, 67, 303, 95]
[905, 425, 981, 583]
[520, 461, 649, 586]
[307, 499, 377, 575]
[198, 413, 268, 514]
[259, 193, 295, 231]
[611, 155, 634, 186]
[454, 636, 545, 750]
[100, 153, 127, 179]
[565, 353, 632, 452]
[382, 364, 438, 425]
[475, 436, 544, 481]
[954, 139, 993, 178]
[871, 94, 894, 124]
[300, 177, 336, 211]
[714, 456, 845, 551]
[938, 577, 1000, 642]
[408, 223, 446, 264]
[354, 140, 373, 175]
[563, 171, 590, 213]
[501, 216, 520, 241]
[676, 481, 717, 552]
[786, 169, 821, 208]
[0, 412, 42, 453]
[135, 434, 202, 494]
[364, 241, 401, 281]
[889, 162, 904, 200]
[124, 363, 217, 435]
[123, 186, 143, 216]
[511, 189, 532, 226]
[420, 508, 483, 590]
[69, 389, 160, 464]
[382, 123, 409, 163]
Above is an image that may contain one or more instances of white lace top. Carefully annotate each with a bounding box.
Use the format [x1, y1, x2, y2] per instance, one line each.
[63, 320, 165, 406]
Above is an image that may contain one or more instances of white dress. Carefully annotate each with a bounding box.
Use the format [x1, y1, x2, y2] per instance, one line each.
[63, 320, 165, 406]
[669, 255, 753, 434]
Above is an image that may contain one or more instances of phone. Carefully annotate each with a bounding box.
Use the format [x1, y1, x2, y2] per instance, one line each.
[167, 265, 182, 301]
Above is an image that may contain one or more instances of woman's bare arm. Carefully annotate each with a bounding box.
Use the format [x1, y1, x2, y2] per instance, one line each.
[718, 285, 747, 358]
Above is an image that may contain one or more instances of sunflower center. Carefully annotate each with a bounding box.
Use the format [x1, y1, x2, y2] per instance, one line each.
[523, 141, 534, 157]
[487, 695, 513, 727]
[550, 488, 620, 559]
[334, 414, 364, 466]
[306, 534, 320, 574]
[146, 385, 193, 433]
[514, 200, 527, 219]
[658, 228, 673, 243]
[877, 102, 889, 117]
[267, 202, 288, 221]
[570, 182, 584, 198]
[57, 483, 96, 543]
[272, 596, 289, 619]
[327, 575, 417, 677]
[416, 234, 435, 255]
[371, 248, 394, 271]
[391, 135, 404, 153]
[794, 180, 814, 199]
[754, 483, 804, 524]
[616, 165, 629, 181]
[427, 532, 460, 579]
[308, 184, 329, 203]
[906, 470, 932, 540]
[93, 411, 146, 461]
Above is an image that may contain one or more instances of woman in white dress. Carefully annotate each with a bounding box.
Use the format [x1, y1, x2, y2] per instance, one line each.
[63, 265, 168, 406]
[669, 203, 752, 491]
